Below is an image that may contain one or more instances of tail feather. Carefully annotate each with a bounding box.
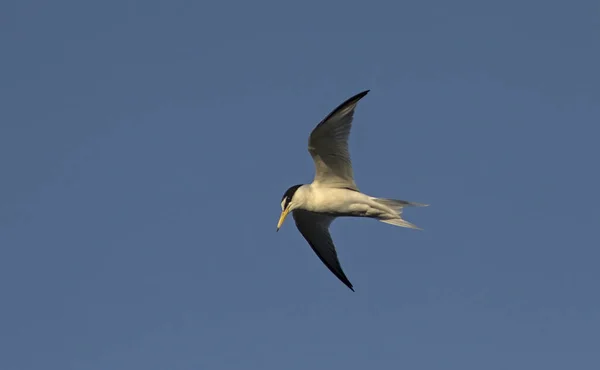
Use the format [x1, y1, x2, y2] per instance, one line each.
[372, 197, 428, 230]
[373, 198, 429, 211]
[379, 217, 423, 230]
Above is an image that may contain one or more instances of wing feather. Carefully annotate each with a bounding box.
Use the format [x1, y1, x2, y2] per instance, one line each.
[292, 210, 354, 291]
[308, 90, 369, 191]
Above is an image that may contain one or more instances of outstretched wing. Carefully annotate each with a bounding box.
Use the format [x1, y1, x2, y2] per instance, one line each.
[292, 210, 354, 291]
[308, 90, 369, 191]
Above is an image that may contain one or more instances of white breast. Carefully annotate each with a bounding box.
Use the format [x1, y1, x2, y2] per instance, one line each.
[301, 185, 375, 217]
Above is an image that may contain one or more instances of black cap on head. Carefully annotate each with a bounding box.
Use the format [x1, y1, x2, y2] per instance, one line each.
[281, 184, 303, 209]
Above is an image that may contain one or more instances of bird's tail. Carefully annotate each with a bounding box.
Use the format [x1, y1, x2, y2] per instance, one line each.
[372, 198, 428, 230]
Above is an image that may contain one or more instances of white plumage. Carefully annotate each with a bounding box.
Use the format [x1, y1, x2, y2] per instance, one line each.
[277, 90, 427, 291]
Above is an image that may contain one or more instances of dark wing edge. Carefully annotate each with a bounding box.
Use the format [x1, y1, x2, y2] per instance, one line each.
[312, 90, 370, 131]
[307, 90, 370, 191]
[293, 210, 354, 291]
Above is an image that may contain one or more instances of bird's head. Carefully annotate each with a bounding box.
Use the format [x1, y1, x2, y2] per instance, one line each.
[277, 184, 304, 231]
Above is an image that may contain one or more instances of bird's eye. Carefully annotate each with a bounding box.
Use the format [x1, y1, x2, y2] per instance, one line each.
[281, 198, 287, 210]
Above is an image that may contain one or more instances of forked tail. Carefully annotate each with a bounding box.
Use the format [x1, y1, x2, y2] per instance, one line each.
[372, 197, 428, 230]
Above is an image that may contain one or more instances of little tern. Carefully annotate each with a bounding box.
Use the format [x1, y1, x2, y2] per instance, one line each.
[276, 90, 428, 291]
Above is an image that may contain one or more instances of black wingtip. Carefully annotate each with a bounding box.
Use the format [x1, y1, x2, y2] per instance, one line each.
[341, 89, 370, 108]
[350, 89, 370, 102]
[335, 272, 355, 292]
[342, 279, 355, 292]
[316, 89, 371, 127]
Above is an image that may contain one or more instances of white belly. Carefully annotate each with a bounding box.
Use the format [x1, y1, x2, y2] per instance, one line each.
[304, 187, 385, 218]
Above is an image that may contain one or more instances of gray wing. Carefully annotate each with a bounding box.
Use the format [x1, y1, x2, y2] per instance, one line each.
[292, 210, 354, 291]
[308, 90, 369, 191]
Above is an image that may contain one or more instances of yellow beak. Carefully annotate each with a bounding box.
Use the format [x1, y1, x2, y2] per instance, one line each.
[276, 207, 291, 232]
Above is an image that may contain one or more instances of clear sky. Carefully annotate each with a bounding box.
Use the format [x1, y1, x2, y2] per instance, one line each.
[1, 1, 599, 369]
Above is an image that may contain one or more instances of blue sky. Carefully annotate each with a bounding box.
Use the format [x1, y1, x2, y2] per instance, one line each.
[1, 1, 599, 369]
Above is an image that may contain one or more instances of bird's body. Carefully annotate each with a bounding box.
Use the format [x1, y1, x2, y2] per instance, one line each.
[289, 184, 416, 220]
[277, 90, 427, 291]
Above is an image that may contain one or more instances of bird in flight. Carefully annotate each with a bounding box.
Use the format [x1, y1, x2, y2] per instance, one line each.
[276, 90, 427, 291]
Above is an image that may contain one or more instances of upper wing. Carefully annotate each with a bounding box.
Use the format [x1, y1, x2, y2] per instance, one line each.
[308, 90, 370, 191]
[292, 210, 354, 291]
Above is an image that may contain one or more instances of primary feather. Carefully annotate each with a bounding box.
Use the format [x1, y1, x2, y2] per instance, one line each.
[308, 90, 369, 191]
